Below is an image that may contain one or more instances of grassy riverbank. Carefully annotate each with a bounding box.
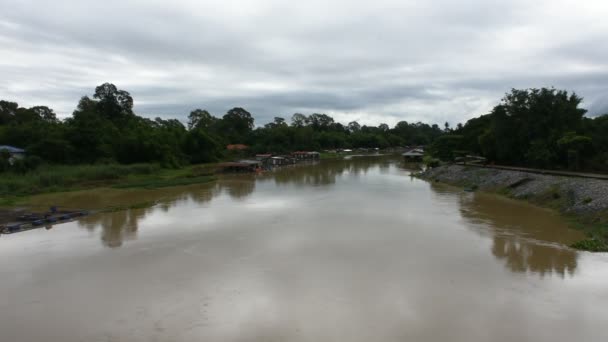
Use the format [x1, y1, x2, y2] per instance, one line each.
[419, 164, 608, 252]
[320, 152, 342, 160]
[0, 163, 217, 206]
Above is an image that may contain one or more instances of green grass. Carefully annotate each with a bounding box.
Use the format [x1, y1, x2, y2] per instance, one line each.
[0, 163, 218, 206]
[100, 200, 160, 213]
[570, 239, 608, 252]
[320, 152, 341, 160]
[564, 209, 608, 250]
[0, 164, 160, 196]
[112, 175, 215, 189]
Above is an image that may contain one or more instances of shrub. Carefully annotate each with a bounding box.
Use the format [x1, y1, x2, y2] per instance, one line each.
[423, 156, 440, 168]
[0, 163, 162, 197]
[570, 239, 608, 252]
[24, 156, 43, 170]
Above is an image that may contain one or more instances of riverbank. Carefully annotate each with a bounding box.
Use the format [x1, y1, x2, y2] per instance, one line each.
[418, 164, 608, 251]
[0, 163, 217, 207]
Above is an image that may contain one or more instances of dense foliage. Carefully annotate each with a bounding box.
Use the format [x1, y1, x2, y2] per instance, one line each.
[0, 83, 442, 170]
[2, 84, 608, 172]
[434, 88, 608, 172]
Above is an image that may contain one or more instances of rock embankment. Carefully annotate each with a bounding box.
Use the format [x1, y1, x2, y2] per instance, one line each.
[419, 165, 608, 215]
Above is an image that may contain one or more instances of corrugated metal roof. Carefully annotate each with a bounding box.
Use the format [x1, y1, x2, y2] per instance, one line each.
[403, 151, 424, 157]
[0, 145, 25, 153]
[238, 160, 262, 165]
[293, 151, 320, 155]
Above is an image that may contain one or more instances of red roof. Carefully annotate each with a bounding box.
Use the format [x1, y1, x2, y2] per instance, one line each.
[226, 144, 249, 151]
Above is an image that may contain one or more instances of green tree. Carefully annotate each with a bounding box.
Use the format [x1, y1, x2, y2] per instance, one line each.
[93, 83, 134, 121]
[0, 100, 18, 125]
[187, 109, 216, 130]
[308, 113, 334, 131]
[431, 135, 463, 161]
[557, 132, 592, 170]
[264, 117, 288, 129]
[220, 107, 254, 143]
[291, 113, 308, 127]
[0, 148, 10, 171]
[348, 121, 361, 132]
[466, 88, 586, 168]
[30, 106, 58, 123]
[183, 128, 222, 163]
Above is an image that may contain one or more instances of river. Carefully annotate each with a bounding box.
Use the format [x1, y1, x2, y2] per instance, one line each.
[1, 156, 607, 341]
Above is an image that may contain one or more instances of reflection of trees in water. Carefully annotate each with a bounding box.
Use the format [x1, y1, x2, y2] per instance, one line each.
[79, 209, 145, 248]
[271, 162, 343, 186]
[217, 174, 256, 199]
[429, 183, 578, 277]
[378, 159, 391, 173]
[78, 177, 257, 248]
[491, 237, 577, 277]
[268, 157, 387, 187]
[348, 157, 378, 176]
[78, 157, 395, 248]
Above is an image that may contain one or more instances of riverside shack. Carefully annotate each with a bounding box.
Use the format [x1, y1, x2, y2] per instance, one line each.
[402, 148, 424, 162]
[269, 156, 295, 166]
[0, 145, 25, 165]
[218, 160, 262, 173]
[292, 151, 320, 161]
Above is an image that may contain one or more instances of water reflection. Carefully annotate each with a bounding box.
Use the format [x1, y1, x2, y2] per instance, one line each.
[79, 209, 143, 248]
[441, 184, 581, 277]
[73, 157, 390, 248]
[75, 178, 257, 248]
[263, 157, 380, 187]
[5, 157, 608, 342]
[71, 155, 584, 277]
[221, 174, 257, 199]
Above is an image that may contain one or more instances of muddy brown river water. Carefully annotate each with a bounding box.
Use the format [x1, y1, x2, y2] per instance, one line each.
[1, 156, 608, 341]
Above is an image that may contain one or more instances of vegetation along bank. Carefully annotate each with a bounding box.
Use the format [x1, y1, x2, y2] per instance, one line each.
[0, 163, 217, 207]
[419, 164, 608, 251]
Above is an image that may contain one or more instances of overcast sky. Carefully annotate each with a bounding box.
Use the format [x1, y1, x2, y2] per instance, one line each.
[1, 0, 608, 126]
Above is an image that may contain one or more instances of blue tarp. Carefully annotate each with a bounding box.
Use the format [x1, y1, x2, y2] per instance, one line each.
[0, 145, 25, 153]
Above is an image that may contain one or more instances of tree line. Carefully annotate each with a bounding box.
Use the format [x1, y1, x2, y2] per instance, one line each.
[437, 88, 608, 172]
[1, 83, 607, 172]
[0, 83, 443, 170]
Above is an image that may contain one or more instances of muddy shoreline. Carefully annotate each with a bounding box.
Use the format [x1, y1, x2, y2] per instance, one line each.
[418, 164, 608, 250]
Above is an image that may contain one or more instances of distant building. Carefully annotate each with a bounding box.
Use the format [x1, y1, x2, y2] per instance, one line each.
[269, 156, 295, 166]
[402, 148, 424, 161]
[217, 160, 262, 173]
[0, 145, 26, 165]
[226, 144, 249, 151]
[255, 154, 272, 161]
[292, 151, 320, 161]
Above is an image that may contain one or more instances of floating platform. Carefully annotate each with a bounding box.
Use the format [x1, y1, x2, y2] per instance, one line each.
[0, 210, 90, 235]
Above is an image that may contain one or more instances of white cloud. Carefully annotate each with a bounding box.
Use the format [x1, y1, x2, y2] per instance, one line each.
[1, 0, 608, 125]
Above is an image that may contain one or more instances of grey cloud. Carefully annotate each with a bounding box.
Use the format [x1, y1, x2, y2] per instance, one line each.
[1, 0, 608, 127]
